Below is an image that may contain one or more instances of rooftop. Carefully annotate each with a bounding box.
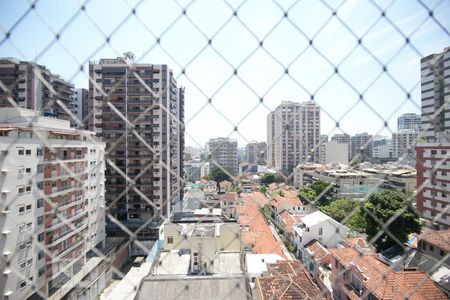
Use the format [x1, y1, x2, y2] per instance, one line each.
[245, 253, 285, 276]
[418, 229, 450, 253]
[298, 211, 333, 227]
[271, 194, 303, 208]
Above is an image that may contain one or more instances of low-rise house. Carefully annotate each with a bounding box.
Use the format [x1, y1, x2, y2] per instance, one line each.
[245, 253, 285, 287]
[204, 180, 218, 194]
[219, 180, 232, 193]
[270, 194, 312, 216]
[330, 246, 447, 300]
[276, 211, 303, 242]
[214, 192, 240, 219]
[256, 261, 326, 300]
[301, 240, 333, 298]
[417, 229, 450, 266]
[293, 211, 348, 254]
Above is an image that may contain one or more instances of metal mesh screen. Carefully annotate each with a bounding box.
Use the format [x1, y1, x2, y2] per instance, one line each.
[0, 0, 449, 299]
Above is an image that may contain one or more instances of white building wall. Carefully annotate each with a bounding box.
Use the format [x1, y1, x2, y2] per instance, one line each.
[324, 141, 348, 164]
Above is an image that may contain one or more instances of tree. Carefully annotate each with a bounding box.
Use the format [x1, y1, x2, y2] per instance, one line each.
[310, 180, 334, 206]
[261, 173, 276, 185]
[259, 186, 267, 194]
[362, 191, 422, 252]
[298, 186, 316, 204]
[208, 167, 231, 182]
[320, 198, 358, 222]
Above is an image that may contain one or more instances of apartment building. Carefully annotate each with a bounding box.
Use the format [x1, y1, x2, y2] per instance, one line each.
[245, 141, 267, 170]
[372, 136, 391, 160]
[350, 133, 373, 162]
[0, 108, 105, 300]
[0, 58, 77, 125]
[89, 54, 184, 224]
[331, 133, 351, 160]
[208, 138, 238, 176]
[397, 113, 421, 131]
[75, 88, 89, 128]
[417, 47, 450, 229]
[267, 101, 321, 175]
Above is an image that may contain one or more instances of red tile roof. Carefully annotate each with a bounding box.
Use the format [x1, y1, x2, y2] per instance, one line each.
[279, 211, 300, 233]
[256, 269, 326, 299]
[304, 240, 329, 262]
[266, 260, 304, 276]
[237, 193, 286, 259]
[330, 247, 447, 300]
[271, 194, 302, 208]
[418, 228, 450, 253]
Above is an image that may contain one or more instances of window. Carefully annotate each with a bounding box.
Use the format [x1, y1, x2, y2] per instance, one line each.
[26, 258, 33, 266]
[18, 223, 26, 232]
[20, 281, 26, 289]
[429, 245, 434, 251]
[19, 261, 26, 271]
[167, 236, 173, 244]
[443, 172, 447, 176]
[25, 167, 31, 174]
[351, 274, 363, 295]
[26, 222, 32, 230]
[18, 148, 24, 155]
[26, 204, 31, 212]
[318, 227, 323, 235]
[26, 186, 31, 193]
[18, 205, 25, 215]
[37, 198, 44, 208]
[37, 216, 43, 225]
[39, 267, 45, 277]
[18, 186, 25, 195]
[25, 149, 31, 155]
[421, 242, 426, 250]
[37, 164, 43, 173]
[38, 251, 44, 260]
[431, 150, 437, 155]
[442, 150, 447, 155]
[18, 166, 25, 174]
[26, 240, 32, 248]
[38, 233, 44, 242]
[19, 242, 26, 252]
[37, 148, 43, 156]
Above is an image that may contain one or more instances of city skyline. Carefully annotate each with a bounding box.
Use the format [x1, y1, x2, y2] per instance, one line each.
[1, 0, 449, 147]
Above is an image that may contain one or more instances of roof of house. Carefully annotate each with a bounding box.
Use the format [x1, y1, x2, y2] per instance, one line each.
[304, 240, 330, 261]
[418, 229, 450, 253]
[271, 194, 302, 208]
[266, 260, 304, 276]
[279, 211, 301, 233]
[245, 253, 285, 275]
[214, 192, 238, 202]
[330, 247, 447, 300]
[135, 276, 249, 300]
[256, 270, 325, 299]
[299, 211, 337, 227]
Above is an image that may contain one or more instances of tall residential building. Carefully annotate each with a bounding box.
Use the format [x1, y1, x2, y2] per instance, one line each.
[330, 133, 351, 160]
[75, 88, 89, 128]
[350, 133, 373, 162]
[0, 58, 77, 125]
[372, 135, 392, 160]
[417, 47, 450, 229]
[322, 141, 349, 164]
[245, 141, 267, 166]
[397, 113, 421, 131]
[267, 101, 320, 174]
[208, 138, 238, 177]
[0, 108, 106, 300]
[392, 130, 419, 164]
[89, 54, 184, 225]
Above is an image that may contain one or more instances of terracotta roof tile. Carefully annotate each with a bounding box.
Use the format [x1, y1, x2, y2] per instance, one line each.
[418, 228, 450, 253]
[330, 247, 447, 300]
[271, 194, 302, 208]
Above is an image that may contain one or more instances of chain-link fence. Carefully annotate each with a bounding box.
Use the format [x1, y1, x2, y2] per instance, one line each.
[0, 0, 450, 299]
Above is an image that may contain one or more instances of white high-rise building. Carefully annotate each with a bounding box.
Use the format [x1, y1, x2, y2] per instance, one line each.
[417, 47, 450, 229]
[0, 108, 105, 299]
[267, 101, 320, 175]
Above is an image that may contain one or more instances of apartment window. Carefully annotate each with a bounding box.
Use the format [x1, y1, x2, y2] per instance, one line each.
[440, 250, 445, 256]
[429, 245, 434, 252]
[443, 172, 447, 176]
[18, 223, 26, 232]
[20, 281, 26, 289]
[26, 258, 33, 266]
[38, 251, 44, 260]
[421, 241, 426, 250]
[167, 236, 173, 244]
[37, 182, 43, 190]
[442, 150, 447, 155]
[18, 205, 25, 215]
[26, 240, 32, 248]
[18, 148, 24, 155]
[25, 149, 31, 155]
[37, 164, 43, 173]
[19, 242, 26, 252]
[38, 233, 44, 242]
[318, 227, 323, 235]
[18, 166, 25, 174]
[37, 216, 43, 225]
[25, 167, 31, 174]
[431, 150, 437, 155]
[18, 186, 25, 195]
[19, 261, 26, 271]
[37, 198, 44, 208]
[38, 267, 45, 277]
[37, 148, 43, 156]
[26, 222, 32, 230]
[351, 274, 363, 295]
[26, 186, 31, 193]
[26, 204, 31, 212]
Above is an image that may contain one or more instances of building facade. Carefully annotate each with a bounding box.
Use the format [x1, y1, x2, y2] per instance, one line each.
[350, 133, 373, 162]
[89, 54, 184, 224]
[267, 101, 321, 175]
[75, 88, 89, 129]
[417, 47, 450, 229]
[397, 113, 421, 131]
[0, 58, 77, 125]
[245, 141, 267, 168]
[0, 108, 105, 300]
[208, 138, 238, 177]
